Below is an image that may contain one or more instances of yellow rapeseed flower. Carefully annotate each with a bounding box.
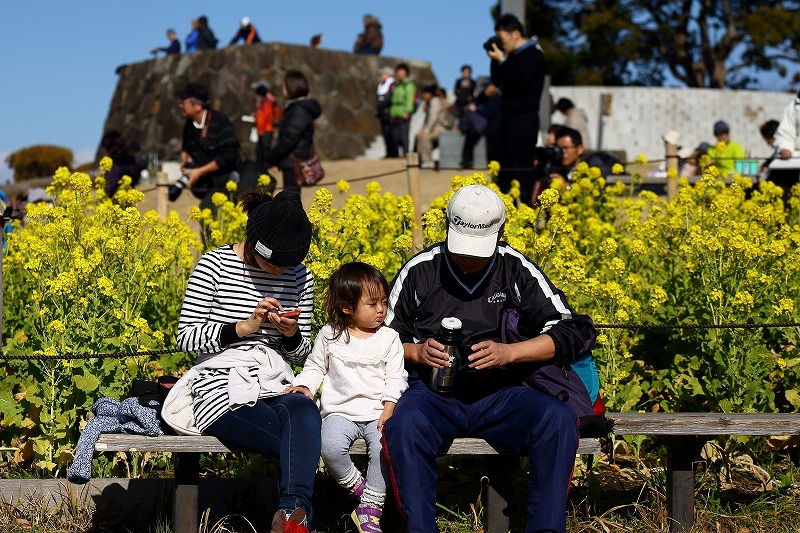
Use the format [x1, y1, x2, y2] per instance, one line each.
[258, 174, 272, 187]
[99, 156, 113, 172]
[635, 154, 647, 166]
[47, 320, 66, 335]
[226, 180, 238, 192]
[336, 180, 350, 193]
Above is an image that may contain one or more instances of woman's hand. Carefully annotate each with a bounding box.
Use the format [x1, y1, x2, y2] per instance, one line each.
[266, 307, 299, 338]
[284, 385, 314, 399]
[236, 297, 288, 337]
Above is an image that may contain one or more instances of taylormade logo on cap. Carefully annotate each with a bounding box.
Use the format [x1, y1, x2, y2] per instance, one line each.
[446, 185, 506, 258]
[451, 215, 494, 231]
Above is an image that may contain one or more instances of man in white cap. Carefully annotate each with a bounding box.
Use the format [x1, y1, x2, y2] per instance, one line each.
[229, 16, 261, 46]
[384, 184, 596, 533]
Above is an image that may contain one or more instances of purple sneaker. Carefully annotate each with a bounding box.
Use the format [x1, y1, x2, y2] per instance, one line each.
[351, 505, 382, 533]
[350, 478, 366, 498]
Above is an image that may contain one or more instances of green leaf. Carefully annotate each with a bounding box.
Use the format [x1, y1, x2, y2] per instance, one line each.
[785, 389, 800, 410]
[73, 372, 101, 393]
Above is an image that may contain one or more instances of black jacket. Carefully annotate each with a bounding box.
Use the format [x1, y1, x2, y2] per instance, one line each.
[196, 27, 218, 50]
[181, 108, 241, 188]
[490, 41, 545, 114]
[387, 243, 594, 396]
[265, 98, 322, 168]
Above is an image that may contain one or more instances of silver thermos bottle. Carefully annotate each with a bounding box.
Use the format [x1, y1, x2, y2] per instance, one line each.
[428, 317, 463, 394]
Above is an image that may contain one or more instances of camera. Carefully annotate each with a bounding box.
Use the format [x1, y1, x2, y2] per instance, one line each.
[168, 174, 190, 202]
[535, 144, 563, 168]
[483, 36, 504, 52]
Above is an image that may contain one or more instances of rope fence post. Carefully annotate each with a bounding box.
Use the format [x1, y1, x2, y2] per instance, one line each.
[665, 141, 678, 201]
[156, 172, 169, 220]
[406, 153, 423, 248]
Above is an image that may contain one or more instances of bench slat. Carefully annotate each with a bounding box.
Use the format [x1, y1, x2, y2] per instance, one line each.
[95, 434, 600, 455]
[609, 413, 800, 436]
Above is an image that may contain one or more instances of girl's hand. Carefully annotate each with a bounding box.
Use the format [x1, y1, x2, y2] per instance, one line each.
[377, 401, 396, 431]
[284, 385, 314, 399]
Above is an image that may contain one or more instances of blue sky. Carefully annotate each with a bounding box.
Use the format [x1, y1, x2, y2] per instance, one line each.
[0, 0, 498, 182]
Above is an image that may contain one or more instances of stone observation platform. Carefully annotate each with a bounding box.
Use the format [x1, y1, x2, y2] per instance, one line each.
[102, 43, 438, 161]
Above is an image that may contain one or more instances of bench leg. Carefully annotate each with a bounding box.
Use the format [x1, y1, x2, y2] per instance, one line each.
[666, 437, 697, 533]
[484, 455, 514, 533]
[173, 452, 200, 533]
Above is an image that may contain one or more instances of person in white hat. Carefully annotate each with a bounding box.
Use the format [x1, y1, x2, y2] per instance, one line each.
[384, 184, 598, 533]
[229, 16, 261, 46]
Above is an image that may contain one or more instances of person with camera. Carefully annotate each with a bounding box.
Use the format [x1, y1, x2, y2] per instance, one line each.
[486, 14, 546, 194]
[383, 184, 596, 533]
[171, 82, 241, 209]
[548, 126, 584, 187]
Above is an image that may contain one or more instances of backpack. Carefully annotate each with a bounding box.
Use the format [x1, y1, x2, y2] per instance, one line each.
[501, 308, 607, 438]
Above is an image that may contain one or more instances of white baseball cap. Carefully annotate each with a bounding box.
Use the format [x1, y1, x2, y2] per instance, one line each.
[446, 185, 506, 258]
[241, 17, 251, 27]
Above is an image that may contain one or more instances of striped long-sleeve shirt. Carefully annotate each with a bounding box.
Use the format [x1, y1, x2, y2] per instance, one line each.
[177, 245, 315, 431]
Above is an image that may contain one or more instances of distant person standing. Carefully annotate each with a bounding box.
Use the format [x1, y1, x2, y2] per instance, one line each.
[353, 14, 383, 55]
[487, 14, 546, 194]
[196, 15, 219, 51]
[264, 71, 322, 191]
[376, 66, 396, 158]
[389, 63, 416, 157]
[229, 16, 261, 46]
[460, 81, 502, 169]
[185, 19, 200, 52]
[554, 98, 591, 150]
[774, 90, 800, 161]
[251, 81, 282, 166]
[310, 33, 323, 49]
[151, 28, 180, 56]
[453, 65, 476, 119]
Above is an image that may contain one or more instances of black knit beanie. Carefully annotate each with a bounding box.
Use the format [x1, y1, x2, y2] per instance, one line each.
[246, 190, 312, 267]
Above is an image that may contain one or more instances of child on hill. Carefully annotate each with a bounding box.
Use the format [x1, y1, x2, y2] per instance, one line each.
[285, 262, 408, 533]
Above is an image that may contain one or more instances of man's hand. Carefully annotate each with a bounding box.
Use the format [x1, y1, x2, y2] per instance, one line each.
[415, 338, 450, 368]
[284, 385, 314, 399]
[467, 340, 513, 370]
[487, 43, 505, 62]
[780, 149, 792, 160]
[181, 166, 204, 187]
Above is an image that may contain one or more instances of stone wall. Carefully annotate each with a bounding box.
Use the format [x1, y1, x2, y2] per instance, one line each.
[101, 43, 437, 162]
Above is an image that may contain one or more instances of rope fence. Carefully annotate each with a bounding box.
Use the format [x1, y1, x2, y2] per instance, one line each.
[1, 322, 797, 361]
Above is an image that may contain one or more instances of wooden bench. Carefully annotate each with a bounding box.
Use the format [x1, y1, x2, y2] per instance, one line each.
[94, 413, 800, 533]
[609, 413, 800, 532]
[94, 434, 601, 533]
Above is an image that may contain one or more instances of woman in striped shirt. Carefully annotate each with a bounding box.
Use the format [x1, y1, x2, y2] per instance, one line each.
[168, 189, 319, 533]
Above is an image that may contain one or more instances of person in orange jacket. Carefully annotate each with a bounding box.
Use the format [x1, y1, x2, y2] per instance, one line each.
[251, 81, 282, 166]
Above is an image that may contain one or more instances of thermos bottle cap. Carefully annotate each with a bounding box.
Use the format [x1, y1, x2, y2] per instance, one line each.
[441, 317, 462, 331]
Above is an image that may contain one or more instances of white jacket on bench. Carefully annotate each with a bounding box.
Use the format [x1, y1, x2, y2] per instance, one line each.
[161, 345, 294, 435]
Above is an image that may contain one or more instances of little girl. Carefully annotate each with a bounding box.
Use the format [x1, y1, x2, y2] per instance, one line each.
[285, 262, 408, 533]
